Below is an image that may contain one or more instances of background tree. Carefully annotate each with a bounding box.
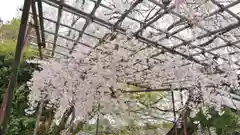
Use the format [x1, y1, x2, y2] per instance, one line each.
[0, 18, 20, 41]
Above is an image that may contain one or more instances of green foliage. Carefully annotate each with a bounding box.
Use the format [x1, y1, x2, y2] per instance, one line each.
[127, 85, 167, 105]
[130, 92, 161, 101]
[191, 107, 240, 135]
[0, 18, 20, 40]
[0, 41, 38, 134]
[79, 121, 172, 135]
[0, 40, 36, 58]
[0, 40, 37, 88]
[0, 18, 38, 134]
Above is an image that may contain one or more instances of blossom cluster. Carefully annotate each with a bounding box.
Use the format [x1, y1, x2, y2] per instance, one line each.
[27, 0, 240, 129]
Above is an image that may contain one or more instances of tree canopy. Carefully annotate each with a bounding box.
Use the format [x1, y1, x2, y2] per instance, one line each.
[2, 0, 240, 134]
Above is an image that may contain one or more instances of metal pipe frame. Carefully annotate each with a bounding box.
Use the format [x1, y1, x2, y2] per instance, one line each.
[31, 0, 43, 59]
[18, 0, 240, 89]
[38, 0, 240, 68]
[18, 1, 240, 134]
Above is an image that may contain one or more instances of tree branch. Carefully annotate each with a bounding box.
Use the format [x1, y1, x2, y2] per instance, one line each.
[50, 106, 74, 135]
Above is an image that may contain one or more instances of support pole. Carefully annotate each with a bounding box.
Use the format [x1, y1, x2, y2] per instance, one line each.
[95, 103, 100, 135]
[33, 99, 44, 135]
[23, 22, 32, 46]
[180, 89, 187, 135]
[52, 0, 64, 57]
[37, 0, 46, 48]
[31, 0, 43, 59]
[171, 86, 177, 135]
[0, 0, 32, 130]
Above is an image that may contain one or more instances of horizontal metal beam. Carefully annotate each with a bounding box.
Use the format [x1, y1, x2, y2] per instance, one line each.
[43, 0, 207, 67]
[30, 42, 69, 57]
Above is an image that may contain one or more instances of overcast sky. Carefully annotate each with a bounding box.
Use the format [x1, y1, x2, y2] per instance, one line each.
[0, 0, 23, 23]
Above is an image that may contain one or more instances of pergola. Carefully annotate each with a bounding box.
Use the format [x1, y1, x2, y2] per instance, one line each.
[1, 0, 240, 134]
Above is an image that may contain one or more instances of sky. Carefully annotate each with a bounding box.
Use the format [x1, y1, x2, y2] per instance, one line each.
[0, 0, 23, 23]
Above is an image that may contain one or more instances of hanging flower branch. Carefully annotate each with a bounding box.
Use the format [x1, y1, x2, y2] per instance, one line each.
[27, 0, 240, 134]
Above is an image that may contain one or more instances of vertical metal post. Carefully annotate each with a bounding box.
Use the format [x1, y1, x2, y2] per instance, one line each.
[0, 88, 8, 126]
[171, 87, 177, 135]
[31, 0, 43, 59]
[95, 103, 100, 135]
[23, 23, 33, 46]
[1, 0, 32, 130]
[180, 89, 187, 135]
[37, 0, 46, 48]
[33, 99, 44, 135]
[52, 0, 64, 57]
